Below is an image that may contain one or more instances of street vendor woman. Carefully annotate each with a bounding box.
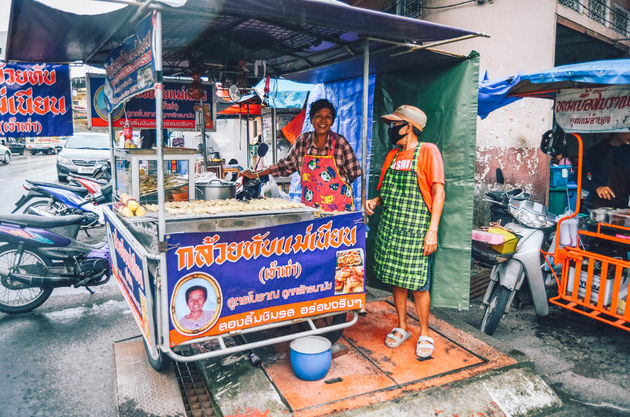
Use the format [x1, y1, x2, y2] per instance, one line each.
[365, 105, 445, 359]
[583, 132, 630, 209]
[241, 99, 362, 211]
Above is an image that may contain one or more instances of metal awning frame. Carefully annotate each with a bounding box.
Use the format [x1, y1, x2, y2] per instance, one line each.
[74, 2, 486, 362]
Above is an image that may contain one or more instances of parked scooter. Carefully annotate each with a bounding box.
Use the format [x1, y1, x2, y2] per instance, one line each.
[0, 187, 112, 313]
[12, 180, 112, 229]
[473, 185, 558, 335]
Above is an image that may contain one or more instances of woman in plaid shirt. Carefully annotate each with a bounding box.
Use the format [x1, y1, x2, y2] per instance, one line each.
[242, 99, 362, 212]
[366, 105, 445, 359]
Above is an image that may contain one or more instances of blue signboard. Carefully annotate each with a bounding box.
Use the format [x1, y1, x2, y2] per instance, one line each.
[87, 75, 213, 130]
[105, 211, 153, 344]
[0, 62, 73, 137]
[165, 212, 366, 346]
[103, 13, 156, 111]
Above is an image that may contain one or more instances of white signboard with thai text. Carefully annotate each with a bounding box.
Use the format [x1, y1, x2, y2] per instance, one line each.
[555, 86, 630, 133]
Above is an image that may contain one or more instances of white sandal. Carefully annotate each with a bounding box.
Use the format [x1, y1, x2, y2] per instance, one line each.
[385, 327, 412, 348]
[416, 336, 434, 358]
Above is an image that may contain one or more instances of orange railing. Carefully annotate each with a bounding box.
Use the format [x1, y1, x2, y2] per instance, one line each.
[549, 223, 630, 332]
[548, 133, 630, 332]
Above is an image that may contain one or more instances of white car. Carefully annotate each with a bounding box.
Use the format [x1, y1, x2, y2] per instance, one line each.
[0, 143, 10, 165]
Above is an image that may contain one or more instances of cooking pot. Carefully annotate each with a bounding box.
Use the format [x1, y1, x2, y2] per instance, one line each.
[196, 178, 235, 200]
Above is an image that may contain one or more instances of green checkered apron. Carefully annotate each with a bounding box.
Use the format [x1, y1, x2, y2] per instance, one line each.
[374, 144, 431, 290]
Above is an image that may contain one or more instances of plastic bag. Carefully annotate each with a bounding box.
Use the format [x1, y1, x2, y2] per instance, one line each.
[261, 175, 291, 200]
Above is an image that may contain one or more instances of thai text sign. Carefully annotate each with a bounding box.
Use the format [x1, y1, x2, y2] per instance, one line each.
[165, 212, 366, 347]
[0, 62, 72, 137]
[555, 86, 630, 133]
[103, 13, 155, 111]
[88, 75, 213, 130]
[105, 211, 153, 344]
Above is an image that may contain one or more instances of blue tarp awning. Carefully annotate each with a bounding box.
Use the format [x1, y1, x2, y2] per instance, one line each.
[478, 59, 630, 119]
[253, 78, 313, 109]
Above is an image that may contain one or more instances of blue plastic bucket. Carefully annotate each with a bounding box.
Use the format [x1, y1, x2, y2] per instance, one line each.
[290, 336, 332, 381]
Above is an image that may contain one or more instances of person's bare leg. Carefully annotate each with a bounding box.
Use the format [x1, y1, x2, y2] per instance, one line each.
[385, 286, 410, 345]
[412, 290, 432, 356]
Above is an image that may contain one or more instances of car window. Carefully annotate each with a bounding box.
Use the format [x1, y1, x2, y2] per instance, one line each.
[65, 135, 110, 149]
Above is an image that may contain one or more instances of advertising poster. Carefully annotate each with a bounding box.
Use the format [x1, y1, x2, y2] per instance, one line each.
[165, 212, 366, 347]
[0, 62, 73, 137]
[103, 13, 156, 111]
[555, 86, 630, 133]
[87, 75, 214, 130]
[105, 211, 153, 345]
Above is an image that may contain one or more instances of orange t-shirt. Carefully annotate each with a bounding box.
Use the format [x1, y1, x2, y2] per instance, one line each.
[377, 142, 445, 212]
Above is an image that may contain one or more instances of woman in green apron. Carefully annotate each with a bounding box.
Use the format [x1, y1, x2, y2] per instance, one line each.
[366, 105, 445, 358]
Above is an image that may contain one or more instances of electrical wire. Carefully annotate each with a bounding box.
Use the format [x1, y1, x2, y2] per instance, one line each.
[421, 0, 477, 10]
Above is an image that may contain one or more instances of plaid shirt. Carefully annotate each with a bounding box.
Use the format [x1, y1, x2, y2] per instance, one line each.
[268, 131, 362, 184]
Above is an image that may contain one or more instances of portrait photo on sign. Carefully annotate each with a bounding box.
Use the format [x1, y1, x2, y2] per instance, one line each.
[171, 272, 222, 335]
[334, 249, 364, 294]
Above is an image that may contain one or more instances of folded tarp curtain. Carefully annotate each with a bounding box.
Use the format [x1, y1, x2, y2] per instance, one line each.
[478, 59, 630, 119]
[368, 53, 480, 309]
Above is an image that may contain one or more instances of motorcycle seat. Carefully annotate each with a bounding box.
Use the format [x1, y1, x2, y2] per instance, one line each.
[26, 180, 89, 196]
[0, 214, 85, 228]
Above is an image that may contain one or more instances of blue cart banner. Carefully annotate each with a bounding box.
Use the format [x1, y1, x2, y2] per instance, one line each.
[103, 13, 155, 111]
[105, 212, 152, 343]
[165, 212, 366, 346]
[0, 62, 72, 137]
[87, 75, 213, 130]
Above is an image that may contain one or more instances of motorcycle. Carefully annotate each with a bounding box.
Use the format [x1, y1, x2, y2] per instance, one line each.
[473, 187, 559, 335]
[0, 186, 112, 313]
[12, 179, 112, 229]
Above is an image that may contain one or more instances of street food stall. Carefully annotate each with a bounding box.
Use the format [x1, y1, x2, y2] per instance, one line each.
[6, 0, 486, 368]
[478, 59, 630, 332]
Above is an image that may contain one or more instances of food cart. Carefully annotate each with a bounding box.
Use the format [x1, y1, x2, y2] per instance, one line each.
[6, 0, 485, 369]
[478, 59, 630, 332]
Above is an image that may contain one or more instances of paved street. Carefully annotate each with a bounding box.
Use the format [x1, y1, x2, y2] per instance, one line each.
[0, 154, 629, 416]
[0, 154, 140, 417]
[0, 153, 58, 214]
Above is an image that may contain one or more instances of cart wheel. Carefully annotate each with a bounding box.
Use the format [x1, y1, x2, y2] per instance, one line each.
[321, 312, 347, 344]
[143, 337, 172, 371]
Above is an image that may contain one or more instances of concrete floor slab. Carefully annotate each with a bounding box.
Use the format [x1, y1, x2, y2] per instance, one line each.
[114, 337, 186, 417]
[198, 297, 560, 417]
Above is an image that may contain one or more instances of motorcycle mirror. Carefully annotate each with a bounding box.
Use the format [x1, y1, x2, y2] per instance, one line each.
[496, 167, 504, 185]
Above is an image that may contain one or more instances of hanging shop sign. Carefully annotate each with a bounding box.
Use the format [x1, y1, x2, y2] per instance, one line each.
[555, 86, 630, 133]
[165, 212, 366, 347]
[103, 13, 156, 111]
[87, 75, 215, 130]
[0, 62, 73, 137]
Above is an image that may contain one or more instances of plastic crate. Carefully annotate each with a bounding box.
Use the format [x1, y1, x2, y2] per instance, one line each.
[550, 165, 571, 188]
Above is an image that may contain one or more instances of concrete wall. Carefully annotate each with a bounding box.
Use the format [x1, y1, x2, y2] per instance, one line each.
[421, 0, 557, 224]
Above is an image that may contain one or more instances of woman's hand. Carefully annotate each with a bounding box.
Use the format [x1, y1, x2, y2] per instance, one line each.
[365, 197, 382, 216]
[240, 170, 258, 179]
[423, 229, 438, 256]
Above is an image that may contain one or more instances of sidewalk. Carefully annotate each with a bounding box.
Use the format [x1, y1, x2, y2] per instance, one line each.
[197, 292, 561, 417]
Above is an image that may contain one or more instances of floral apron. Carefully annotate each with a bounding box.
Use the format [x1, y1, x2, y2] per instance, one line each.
[374, 144, 431, 290]
[300, 133, 355, 212]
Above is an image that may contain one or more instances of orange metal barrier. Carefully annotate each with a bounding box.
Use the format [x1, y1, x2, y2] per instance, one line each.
[549, 223, 630, 332]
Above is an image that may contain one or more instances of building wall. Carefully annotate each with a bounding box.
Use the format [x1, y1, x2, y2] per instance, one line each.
[420, 0, 557, 224]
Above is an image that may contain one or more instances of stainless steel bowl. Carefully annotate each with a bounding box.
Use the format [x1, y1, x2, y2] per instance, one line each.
[196, 179, 235, 200]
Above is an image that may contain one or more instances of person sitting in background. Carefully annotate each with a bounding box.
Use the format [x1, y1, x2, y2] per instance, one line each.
[583, 132, 630, 209]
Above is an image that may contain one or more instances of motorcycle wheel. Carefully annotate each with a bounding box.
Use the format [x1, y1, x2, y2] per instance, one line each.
[143, 336, 172, 371]
[22, 199, 66, 216]
[480, 285, 511, 336]
[0, 244, 53, 313]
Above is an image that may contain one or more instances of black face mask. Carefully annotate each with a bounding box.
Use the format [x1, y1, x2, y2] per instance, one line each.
[388, 123, 407, 145]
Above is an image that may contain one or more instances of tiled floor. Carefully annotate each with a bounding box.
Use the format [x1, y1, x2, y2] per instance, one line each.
[262, 298, 517, 417]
